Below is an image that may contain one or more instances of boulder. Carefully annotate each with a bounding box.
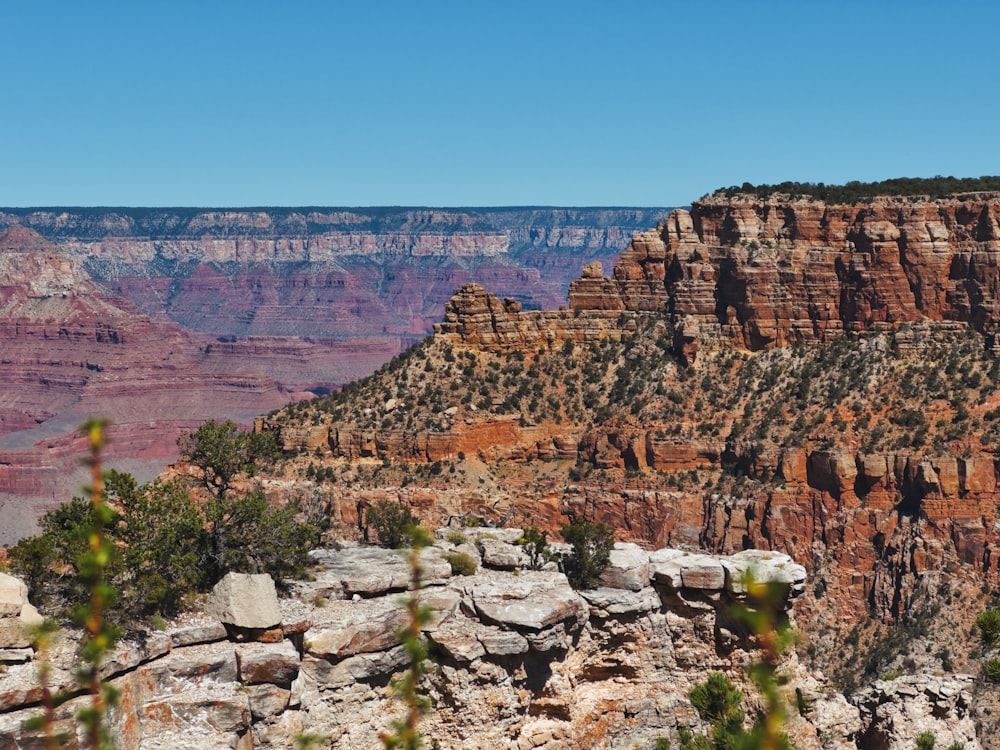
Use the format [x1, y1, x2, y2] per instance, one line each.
[206, 573, 281, 630]
[461, 528, 525, 545]
[650, 551, 725, 590]
[304, 597, 408, 659]
[721, 549, 807, 595]
[478, 626, 529, 656]
[477, 538, 529, 570]
[169, 622, 229, 648]
[236, 641, 300, 685]
[648, 548, 687, 588]
[679, 555, 726, 590]
[0, 574, 28, 617]
[248, 683, 291, 720]
[0, 603, 43, 649]
[598, 543, 650, 591]
[429, 618, 486, 663]
[460, 570, 588, 632]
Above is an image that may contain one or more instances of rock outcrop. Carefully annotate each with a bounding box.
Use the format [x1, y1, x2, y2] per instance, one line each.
[433, 282, 623, 353]
[0, 572, 43, 649]
[0, 542, 887, 750]
[1, 539, 978, 749]
[569, 193, 1000, 354]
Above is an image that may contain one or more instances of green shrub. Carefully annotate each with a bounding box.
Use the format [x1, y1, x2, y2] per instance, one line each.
[519, 526, 551, 570]
[445, 530, 467, 546]
[444, 552, 477, 576]
[983, 658, 1000, 683]
[689, 672, 744, 725]
[976, 608, 1000, 646]
[9, 468, 321, 621]
[915, 732, 936, 750]
[366, 500, 419, 548]
[559, 517, 614, 589]
[677, 729, 712, 750]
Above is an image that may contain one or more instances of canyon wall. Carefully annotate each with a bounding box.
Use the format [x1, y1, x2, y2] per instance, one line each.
[570, 193, 1000, 351]
[0, 207, 666, 350]
[0, 209, 663, 540]
[265, 193, 1000, 647]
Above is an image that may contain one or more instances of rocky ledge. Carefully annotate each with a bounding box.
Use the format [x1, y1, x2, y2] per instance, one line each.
[0, 535, 978, 750]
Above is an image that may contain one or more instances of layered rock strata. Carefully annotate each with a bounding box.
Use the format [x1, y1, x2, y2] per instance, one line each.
[569, 193, 1000, 353]
[0, 539, 873, 750]
[0, 208, 665, 538]
[0, 227, 306, 542]
[0, 207, 666, 351]
[0, 537, 978, 749]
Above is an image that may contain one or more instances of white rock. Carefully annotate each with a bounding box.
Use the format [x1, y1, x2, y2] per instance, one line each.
[721, 549, 807, 594]
[305, 597, 407, 660]
[0, 574, 28, 617]
[462, 570, 588, 632]
[580, 586, 661, 616]
[205, 572, 281, 629]
[598, 543, 650, 591]
[478, 538, 529, 570]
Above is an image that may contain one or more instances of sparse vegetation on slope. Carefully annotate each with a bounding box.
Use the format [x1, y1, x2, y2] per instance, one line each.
[8, 421, 323, 623]
[261, 314, 1000, 704]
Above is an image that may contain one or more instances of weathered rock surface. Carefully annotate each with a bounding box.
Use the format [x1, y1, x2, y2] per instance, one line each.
[206, 572, 282, 630]
[0, 574, 27, 617]
[853, 674, 978, 750]
[0, 543, 888, 750]
[0, 572, 43, 648]
[569, 194, 1000, 351]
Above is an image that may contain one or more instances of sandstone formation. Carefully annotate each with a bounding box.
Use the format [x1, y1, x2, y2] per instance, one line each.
[569, 193, 1000, 354]
[434, 282, 623, 352]
[0, 207, 665, 354]
[259, 193, 1000, 736]
[2, 540, 920, 750]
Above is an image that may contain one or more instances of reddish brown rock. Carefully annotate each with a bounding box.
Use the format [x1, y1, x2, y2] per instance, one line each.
[569, 194, 1000, 348]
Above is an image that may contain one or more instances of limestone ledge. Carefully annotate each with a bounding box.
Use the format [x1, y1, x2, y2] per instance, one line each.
[0, 539, 824, 750]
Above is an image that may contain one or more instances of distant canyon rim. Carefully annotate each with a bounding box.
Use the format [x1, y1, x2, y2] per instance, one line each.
[0, 207, 667, 543]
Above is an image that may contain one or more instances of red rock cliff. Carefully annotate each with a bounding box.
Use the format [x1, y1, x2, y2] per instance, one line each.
[570, 194, 1000, 350]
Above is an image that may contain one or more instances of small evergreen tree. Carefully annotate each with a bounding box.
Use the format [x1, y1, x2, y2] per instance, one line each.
[559, 517, 614, 589]
[976, 608, 1000, 646]
[366, 500, 420, 549]
[519, 526, 552, 570]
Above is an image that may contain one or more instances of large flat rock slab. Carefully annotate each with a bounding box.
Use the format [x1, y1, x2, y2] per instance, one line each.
[720, 549, 807, 594]
[304, 597, 408, 659]
[454, 570, 588, 632]
[309, 546, 451, 596]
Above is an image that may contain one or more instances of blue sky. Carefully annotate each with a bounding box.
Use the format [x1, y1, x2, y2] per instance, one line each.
[3, 1, 998, 207]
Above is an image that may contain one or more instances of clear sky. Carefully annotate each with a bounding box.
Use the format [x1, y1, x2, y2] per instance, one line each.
[3, 1, 998, 207]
